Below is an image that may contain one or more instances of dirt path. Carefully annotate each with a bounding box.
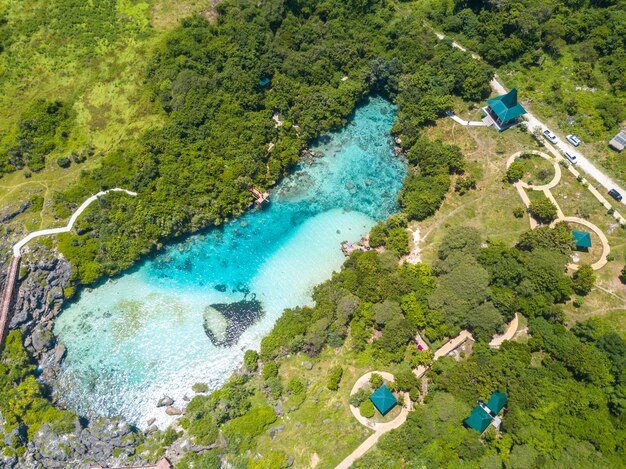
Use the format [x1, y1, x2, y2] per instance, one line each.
[489, 314, 519, 348]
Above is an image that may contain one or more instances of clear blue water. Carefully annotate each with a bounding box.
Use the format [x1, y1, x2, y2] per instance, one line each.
[53, 97, 406, 427]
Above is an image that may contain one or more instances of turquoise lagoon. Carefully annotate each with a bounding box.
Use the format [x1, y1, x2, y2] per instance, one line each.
[53, 97, 406, 427]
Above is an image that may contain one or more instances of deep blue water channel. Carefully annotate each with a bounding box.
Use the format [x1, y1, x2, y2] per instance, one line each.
[53, 97, 406, 427]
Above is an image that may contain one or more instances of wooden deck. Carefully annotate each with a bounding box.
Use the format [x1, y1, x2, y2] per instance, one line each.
[249, 187, 269, 206]
[0, 255, 21, 348]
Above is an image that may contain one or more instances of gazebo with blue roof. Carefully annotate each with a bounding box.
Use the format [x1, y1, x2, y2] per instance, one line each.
[369, 384, 397, 416]
[572, 230, 592, 251]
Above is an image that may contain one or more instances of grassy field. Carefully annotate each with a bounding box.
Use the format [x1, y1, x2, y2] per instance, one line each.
[249, 350, 375, 469]
[0, 0, 210, 245]
[414, 106, 626, 331]
[517, 153, 555, 186]
[416, 105, 537, 265]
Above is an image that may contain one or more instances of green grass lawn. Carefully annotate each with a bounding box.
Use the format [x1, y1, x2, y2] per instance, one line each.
[0, 0, 211, 247]
[249, 350, 375, 469]
[517, 153, 555, 186]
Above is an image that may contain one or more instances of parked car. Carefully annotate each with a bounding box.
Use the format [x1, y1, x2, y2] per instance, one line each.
[543, 129, 558, 144]
[564, 151, 578, 164]
[608, 189, 623, 202]
[566, 134, 581, 146]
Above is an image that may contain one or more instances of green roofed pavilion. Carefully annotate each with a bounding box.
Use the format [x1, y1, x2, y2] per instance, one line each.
[486, 391, 507, 415]
[486, 88, 526, 130]
[370, 384, 397, 416]
[464, 406, 493, 433]
[572, 230, 592, 250]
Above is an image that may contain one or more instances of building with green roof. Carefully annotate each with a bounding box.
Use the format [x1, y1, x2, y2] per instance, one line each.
[369, 384, 397, 416]
[465, 390, 508, 433]
[572, 230, 592, 251]
[486, 390, 507, 414]
[484, 88, 527, 131]
[464, 406, 493, 433]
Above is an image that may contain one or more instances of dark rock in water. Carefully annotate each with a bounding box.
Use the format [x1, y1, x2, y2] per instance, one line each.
[203, 297, 264, 347]
[214, 284, 227, 292]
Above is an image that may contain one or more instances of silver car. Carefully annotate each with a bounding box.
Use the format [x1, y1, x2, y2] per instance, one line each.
[566, 134, 581, 146]
[564, 151, 578, 164]
[543, 129, 558, 144]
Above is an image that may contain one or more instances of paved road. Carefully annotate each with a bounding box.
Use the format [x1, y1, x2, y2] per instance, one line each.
[490, 78, 626, 208]
[12, 188, 137, 256]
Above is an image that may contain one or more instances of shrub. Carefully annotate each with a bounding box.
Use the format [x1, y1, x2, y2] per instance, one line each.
[265, 376, 283, 399]
[573, 297, 584, 308]
[327, 365, 343, 391]
[454, 175, 477, 194]
[223, 406, 277, 445]
[287, 377, 305, 395]
[56, 156, 71, 168]
[192, 383, 209, 393]
[513, 206, 525, 218]
[359, 399, 375, 418]
[529, 198, 558, 223]
[262, 361, 278, 381]
[243, 350, 259, 372]
[349, 388, 370, 407]
[620, 265, 626, 283]
[573, 264, 595, 295]
[505, 161, 525, 182]
[370, 373, 384, 389]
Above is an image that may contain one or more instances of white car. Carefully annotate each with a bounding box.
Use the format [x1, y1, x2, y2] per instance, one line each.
[543, 129, 558, 144]
[564, 151, 578, 165]
[566, 134, 581, 147]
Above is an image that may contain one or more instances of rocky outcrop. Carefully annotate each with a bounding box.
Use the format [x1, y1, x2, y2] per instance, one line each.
[7, 245, 72, 382]
[20, 417, 150, 469]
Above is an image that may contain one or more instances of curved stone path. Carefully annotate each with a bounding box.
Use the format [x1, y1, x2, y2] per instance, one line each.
[337, 371, 411, 469]
[507, 151, 609, 270]
[550, 216, 610, 271]
[12, 188, 137, 256]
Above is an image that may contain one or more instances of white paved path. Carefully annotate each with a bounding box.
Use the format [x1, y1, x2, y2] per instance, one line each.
[338, 372, 411, 469]
[12, 188, 137, 256]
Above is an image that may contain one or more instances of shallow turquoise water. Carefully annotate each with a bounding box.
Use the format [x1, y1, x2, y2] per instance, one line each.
[53, 97, 405, 427]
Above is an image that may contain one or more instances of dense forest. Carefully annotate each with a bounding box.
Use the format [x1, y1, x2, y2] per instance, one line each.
[171, 225, 625, 468]
[46, 0, 492, 286]
[425, 0, 626, 140]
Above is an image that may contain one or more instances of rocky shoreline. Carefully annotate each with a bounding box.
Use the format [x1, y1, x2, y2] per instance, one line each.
[0, 242, 157, 468]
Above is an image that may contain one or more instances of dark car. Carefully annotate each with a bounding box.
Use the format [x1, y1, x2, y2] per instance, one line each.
[608, 189, 623, 202]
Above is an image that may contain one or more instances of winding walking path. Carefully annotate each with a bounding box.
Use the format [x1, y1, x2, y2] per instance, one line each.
[1, 188, 137, 348]
[12, 188, 137, 256]
[506, 152, 610, 270]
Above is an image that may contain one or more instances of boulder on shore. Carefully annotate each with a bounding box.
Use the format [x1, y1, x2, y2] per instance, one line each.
[165, 406, 182, 416]
[157, 396, 174, 408]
